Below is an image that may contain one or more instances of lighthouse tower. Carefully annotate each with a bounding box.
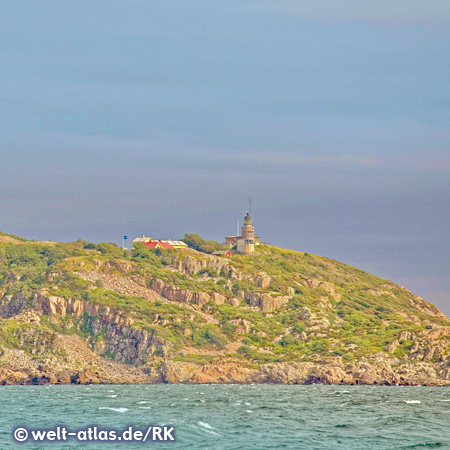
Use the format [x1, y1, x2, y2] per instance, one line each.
[237, 211, 255, 254]
[224, 198, 260, 254]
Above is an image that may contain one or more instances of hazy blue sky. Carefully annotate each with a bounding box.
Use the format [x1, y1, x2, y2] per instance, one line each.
[1, 1, 449, 313]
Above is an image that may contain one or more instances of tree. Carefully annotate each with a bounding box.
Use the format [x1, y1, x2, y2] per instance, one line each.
[181, 234, 225, 254]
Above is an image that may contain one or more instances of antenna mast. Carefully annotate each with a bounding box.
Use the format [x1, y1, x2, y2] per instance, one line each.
[249, 196, 252, 214]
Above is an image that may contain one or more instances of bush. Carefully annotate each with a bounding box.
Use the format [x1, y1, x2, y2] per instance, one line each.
[84, 242, 123, 258]
[192, 325, 228, 348]
[219, 319, 237, 337]
[293, 321, 305, 333]
[57, 273, 88, 292]
[131, 244, 163, 264]
[182, 234, 226, 254]
[237, 345, 255, 359]
[280, 334, 299, 347]
[198, 268, 217, 277]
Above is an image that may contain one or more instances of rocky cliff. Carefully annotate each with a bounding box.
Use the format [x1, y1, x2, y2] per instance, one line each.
[1, 234, 450, 385]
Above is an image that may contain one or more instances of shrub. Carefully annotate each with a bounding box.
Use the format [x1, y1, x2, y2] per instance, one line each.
[182, 234, 226, 254]
[220, 319, 237, 337]
[237, 345, 255, 359]
[198, 268, 217, 277]
[84, 242, 123, 258]
[280, 334, 299, 347]
[293, 321, 305, 334]
[192, 325, 228, 348]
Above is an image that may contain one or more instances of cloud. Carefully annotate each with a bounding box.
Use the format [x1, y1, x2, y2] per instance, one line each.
[236, 152, 378, 167]
[235, 149, 450, 172]
[247, 0, 450, 27]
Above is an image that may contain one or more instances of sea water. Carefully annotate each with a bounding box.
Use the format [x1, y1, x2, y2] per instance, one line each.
[1, 384, 450, 449]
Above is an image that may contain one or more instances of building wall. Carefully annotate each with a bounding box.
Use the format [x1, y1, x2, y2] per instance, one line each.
[242, 225, 254, 240]
[236, 238, 254, 254]
[225, 236, 239, 246]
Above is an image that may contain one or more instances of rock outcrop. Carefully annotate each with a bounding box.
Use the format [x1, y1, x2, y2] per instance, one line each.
[32, 290, 171, 364]
[171, 254, 271, 289]
[151, 279, 211, 307]
[151, 354, 450, 385]
[242, 291, 289, 312]
[0, 334, 159, 385]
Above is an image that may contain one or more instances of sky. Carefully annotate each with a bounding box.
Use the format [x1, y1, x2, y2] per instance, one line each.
[1, 1, 449, 313]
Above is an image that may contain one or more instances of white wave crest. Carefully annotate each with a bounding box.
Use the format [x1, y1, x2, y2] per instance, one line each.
[99, 407, 129, 413]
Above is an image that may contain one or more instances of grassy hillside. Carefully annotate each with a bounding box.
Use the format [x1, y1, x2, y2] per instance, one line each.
[0, 234, 449, 373]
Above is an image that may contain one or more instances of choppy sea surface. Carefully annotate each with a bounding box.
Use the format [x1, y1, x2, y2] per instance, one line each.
[1, 384, 450, 449]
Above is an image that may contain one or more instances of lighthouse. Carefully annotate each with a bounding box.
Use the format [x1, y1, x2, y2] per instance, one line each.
[237, 212, 255, 254]
[224, 199, 260, 254]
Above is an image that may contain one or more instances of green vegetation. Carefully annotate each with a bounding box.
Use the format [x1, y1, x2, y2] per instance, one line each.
[181, 234, 226, 254]
[0, 233, 448, 365]
[83, 242, 125, 258]
[192, 325, 228, 348]
[0, 231, 29, 242]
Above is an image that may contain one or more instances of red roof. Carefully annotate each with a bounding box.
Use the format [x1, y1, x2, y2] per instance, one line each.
[143, 242, 159, 249]
[142, 241, 174, 249]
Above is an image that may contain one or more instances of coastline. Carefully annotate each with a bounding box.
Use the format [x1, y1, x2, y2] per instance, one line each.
[2, 358, 450, 387]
